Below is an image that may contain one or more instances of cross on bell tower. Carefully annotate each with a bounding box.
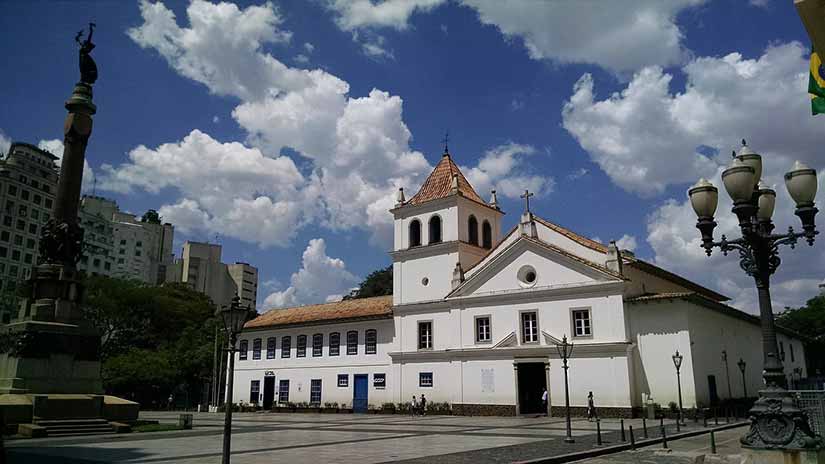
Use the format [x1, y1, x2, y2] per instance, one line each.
[442, 131, 449, 155]
[520, 189, 534, 213]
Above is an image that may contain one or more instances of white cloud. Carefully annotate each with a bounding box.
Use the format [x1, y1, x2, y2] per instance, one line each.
[262, 238, 358, 308]
[615, 234, 638, 252]
[294, 54, 310, 64]
[563, 42, 820, 196]
[323, 0, 444, 31]
[212, 115, 220, 123]
[0, 130, 10, 155]
[303, 42, 315, 53]
[510, 98, 524, 111]
[567, 168, 589, 181]
[37, 139, 96, 194]
[462, 143, 554, 200]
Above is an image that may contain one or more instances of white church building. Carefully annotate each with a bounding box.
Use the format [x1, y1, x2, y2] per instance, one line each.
[232, 150, 808, 416]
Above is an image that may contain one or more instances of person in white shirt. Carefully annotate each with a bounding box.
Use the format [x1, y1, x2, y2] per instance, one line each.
[541, 388, 549, 416]
[411, 395, 418, 417]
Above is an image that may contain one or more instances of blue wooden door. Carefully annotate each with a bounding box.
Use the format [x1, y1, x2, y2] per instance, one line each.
[353, 374, 368, 413]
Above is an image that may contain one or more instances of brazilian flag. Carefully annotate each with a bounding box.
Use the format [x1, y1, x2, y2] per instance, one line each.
[810, 49, 825, 115]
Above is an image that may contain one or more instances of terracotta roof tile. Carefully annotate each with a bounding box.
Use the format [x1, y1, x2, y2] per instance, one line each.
[407, 154, 485, 206]
[245, 295, 392, 330]
[533, 217, 608, 253]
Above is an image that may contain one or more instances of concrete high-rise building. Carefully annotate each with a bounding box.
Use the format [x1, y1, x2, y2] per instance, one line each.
[77, 195, 174, 284]
[0, 143, 59, 292]
[165, 241, 238, 308]
[228, 262, 258, 309]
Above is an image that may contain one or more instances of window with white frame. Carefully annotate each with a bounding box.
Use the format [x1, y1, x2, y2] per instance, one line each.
[521, 312, 538, 343]
[297, 335, 307, 357]
[476, 316, 491, 343]
[419, 372, 433, 387]
[337, 374, 348, 387]
[312, 334, 323, 357]
[250, 380, 260, 404]
[329, 332, 340, 356]
[281, 336, 291, 358]
[365, 329, 377, 354]
[347, 331, 358, 355]
[418, 321, 433, 349]
[278, 379, 289, 403]
[310, 379, 322, 405]
[252, 338, 262, 360]
[572, 309, 592, 337]
[266, 337, 276, 359]
[238, 340, 248, 360]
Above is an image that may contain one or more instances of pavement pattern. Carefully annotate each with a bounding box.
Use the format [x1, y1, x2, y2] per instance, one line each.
[4, 411, 746, 464]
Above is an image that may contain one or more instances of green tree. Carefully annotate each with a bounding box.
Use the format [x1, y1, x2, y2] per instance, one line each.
[141, 209, 161, 224]
[344, 265, 392, 299]
[777, 293, 825, 375]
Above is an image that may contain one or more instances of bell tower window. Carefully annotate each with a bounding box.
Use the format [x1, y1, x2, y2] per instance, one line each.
[428, 215, 442, 244]
[468, 215, 479, 246]
[482, 220, 492, 249]
[409, 219, 422, 247]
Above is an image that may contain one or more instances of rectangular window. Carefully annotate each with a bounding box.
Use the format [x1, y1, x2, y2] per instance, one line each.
[572, 309, 592, 337]
[310, 379, 322, 405]
[135, 250, 142, 257]
[312, 334, 323, 357]
[365, 329, 377, 355]
[346, 331, 358, 355]
[252, 338, 262, 360]
[13, 235, 21, 246]
[7, 186, 15, 197]
[0, 247, 7, 258]
[33, 194, 41, 205]
[521, 312, 538, 343]
[418, 321, 433, 349]
[296, 335, 307, 357]
[93, 258, 100, 267]
[329, 332, 340, 356]
[419, 372, 433, 387]
[278, 380, 289, 403]
[281, 336, 291, 358]
[16, 220, 24, 231]
[104, 262, 111, 271]
[120, 239, 126, 245]
[476, 316, 491, 343]
[790, 344, 795, 363]
[25, 238, 34, 249]
[0, 232, 8, 242]
[337, 374, 348, 387]
[266, 337, 276, 359]
[11, 250, 20, 261]
[23, 254, 31, 264]
[250, 380, 260, 405]
[373, 373, 386, 389]
[28, 223, 36, 235]
[20, 190, 28, 201]
[3, 216, 10, 227]
[44, 198, 52, 209]
[30, 209, 38, 220]
[238, 340, 248, 360]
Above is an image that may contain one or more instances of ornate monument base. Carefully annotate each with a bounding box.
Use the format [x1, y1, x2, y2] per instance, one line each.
[742, 448, 825, 464]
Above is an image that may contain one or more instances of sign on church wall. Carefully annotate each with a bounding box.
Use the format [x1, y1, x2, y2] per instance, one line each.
[481, 368, 495, 393]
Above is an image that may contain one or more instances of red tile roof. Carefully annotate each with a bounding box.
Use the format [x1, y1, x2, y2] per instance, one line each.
[245, 296, 393, 330]
[407, 154, 486, 206]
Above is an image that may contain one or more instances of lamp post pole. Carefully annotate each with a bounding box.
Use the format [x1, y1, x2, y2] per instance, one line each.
[672, 351, 684, 425]
[217, 297, 251, 464]
[556, 335, 574, 444]
[738, 358, 748, 399]
[722, 350, 733, 400]
[688, 140, 822, 451]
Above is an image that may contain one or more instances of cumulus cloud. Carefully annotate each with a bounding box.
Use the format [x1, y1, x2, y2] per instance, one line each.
[615, 234, 638, 252]
[37, 139, 96, 193]
[462, 143, 554, 200]
[262, 238, 358, 308]
[323, 0, 703, 75]
[0, 130, 10, 155]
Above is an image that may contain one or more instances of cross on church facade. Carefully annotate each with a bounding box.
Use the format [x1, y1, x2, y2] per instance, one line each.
[520, 189, 534, 213]
[442, 131, 449, 154]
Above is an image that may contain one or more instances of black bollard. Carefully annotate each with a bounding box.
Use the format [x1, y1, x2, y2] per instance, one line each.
[676, 417, 681, 433]
[661, 424, 668, 449]
[694, 410, 698, 424]
[629, 425, 636, 450]
[620, 419, 626, 442]
[642, 417, 648, 438]
[710, 429, 717, 454]
[660, 416, 664, 429]
[703, 415, 708, 427]
[596, 419, 602, 446]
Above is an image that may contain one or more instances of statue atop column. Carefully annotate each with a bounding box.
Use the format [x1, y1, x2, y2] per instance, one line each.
[75, 22, 98, 85]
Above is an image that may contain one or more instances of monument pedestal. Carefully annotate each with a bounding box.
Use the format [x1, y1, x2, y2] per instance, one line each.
[742, 448, 825, 464]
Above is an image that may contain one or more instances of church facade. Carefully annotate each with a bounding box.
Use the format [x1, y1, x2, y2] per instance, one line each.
[232, 151, 808, 416]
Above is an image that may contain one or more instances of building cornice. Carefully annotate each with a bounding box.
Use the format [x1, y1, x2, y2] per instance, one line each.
[388, 341, 632, 362]
[390, 240, 459, 261]
[241, 314, 393, 333]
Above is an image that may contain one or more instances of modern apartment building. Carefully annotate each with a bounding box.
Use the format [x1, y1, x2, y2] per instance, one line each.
[165, 241, 239, 308]
[228, 262, 258, 310]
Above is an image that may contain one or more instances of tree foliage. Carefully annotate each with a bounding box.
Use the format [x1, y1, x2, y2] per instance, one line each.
[81, 276, 222, 407]
[344, 265, 392, 300]
[777, 293, 825, 375]
[140, 209, 161, 224]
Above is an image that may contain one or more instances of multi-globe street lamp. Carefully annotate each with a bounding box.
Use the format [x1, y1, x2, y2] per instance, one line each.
[217, 296, 252, 464]
[737, 358, 748, 399]
[672, 350, 684, 425]
[688, 140, 822, 450]
[555, 335, 574, 444]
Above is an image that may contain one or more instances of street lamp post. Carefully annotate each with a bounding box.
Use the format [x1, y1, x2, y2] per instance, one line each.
[722, 350, 733, 400]
[556, 335, 574, 444]
[217, 296, 251, 464]
[688, 140, 823, 450]
[737, 358, 748, 399]
[672, 350, 684, 425]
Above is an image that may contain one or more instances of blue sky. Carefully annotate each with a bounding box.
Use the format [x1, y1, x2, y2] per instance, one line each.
[0, 0, 822, 312]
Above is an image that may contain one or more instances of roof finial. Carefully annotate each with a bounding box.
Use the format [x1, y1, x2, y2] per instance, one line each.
[489, 189, 499, 209]
[742, 138, 747, 147]
[442, 130, 450, 156]
[520, 189, 534, 213]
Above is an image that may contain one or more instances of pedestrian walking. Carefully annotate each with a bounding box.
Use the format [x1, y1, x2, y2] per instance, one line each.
[541, 388, 549, 416]
[411, 395, 418, 417]
[420, 394, 427, 416]
[587, 391, 597, 421]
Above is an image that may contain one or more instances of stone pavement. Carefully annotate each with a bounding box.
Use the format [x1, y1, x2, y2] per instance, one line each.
[4, 411, 745, 463]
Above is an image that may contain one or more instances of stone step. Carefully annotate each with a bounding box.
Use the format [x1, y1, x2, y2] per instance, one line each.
[35, 418, 109, 427]
[33, 418, 118, 437]
[47, 429, 116, 437]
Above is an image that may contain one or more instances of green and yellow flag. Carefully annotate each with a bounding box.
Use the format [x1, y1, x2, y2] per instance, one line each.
[810, 48, 825, 115]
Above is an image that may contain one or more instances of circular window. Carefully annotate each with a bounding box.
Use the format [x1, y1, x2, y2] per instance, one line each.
[421, 277, 429, 286]
[517, 265, 538, 288]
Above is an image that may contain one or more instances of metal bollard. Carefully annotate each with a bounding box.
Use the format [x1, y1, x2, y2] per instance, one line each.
[710, 429, 717, 454]
[629, 425, 636, 450]
[596, 419, 602, 446]
[676, 417, 681, 433]
[620, 419, 626, 442]
[703, 415, 708, 428]
[694, 411, 698, 424]
[642, 417, 648, 438]
[661, 425, 668, 449]
[660, 416, 664, 429]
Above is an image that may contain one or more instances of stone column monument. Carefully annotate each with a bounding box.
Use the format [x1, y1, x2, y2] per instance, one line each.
[0, 24, 137, 436]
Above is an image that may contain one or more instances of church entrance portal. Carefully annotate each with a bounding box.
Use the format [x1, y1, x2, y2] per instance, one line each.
[517, 362, 547, 415]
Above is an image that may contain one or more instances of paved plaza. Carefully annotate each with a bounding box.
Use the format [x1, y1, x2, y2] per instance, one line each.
[5, 411, 746, 464]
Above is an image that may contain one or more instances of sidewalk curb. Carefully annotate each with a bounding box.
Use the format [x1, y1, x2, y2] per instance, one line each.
[512, 422, 748, 464]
